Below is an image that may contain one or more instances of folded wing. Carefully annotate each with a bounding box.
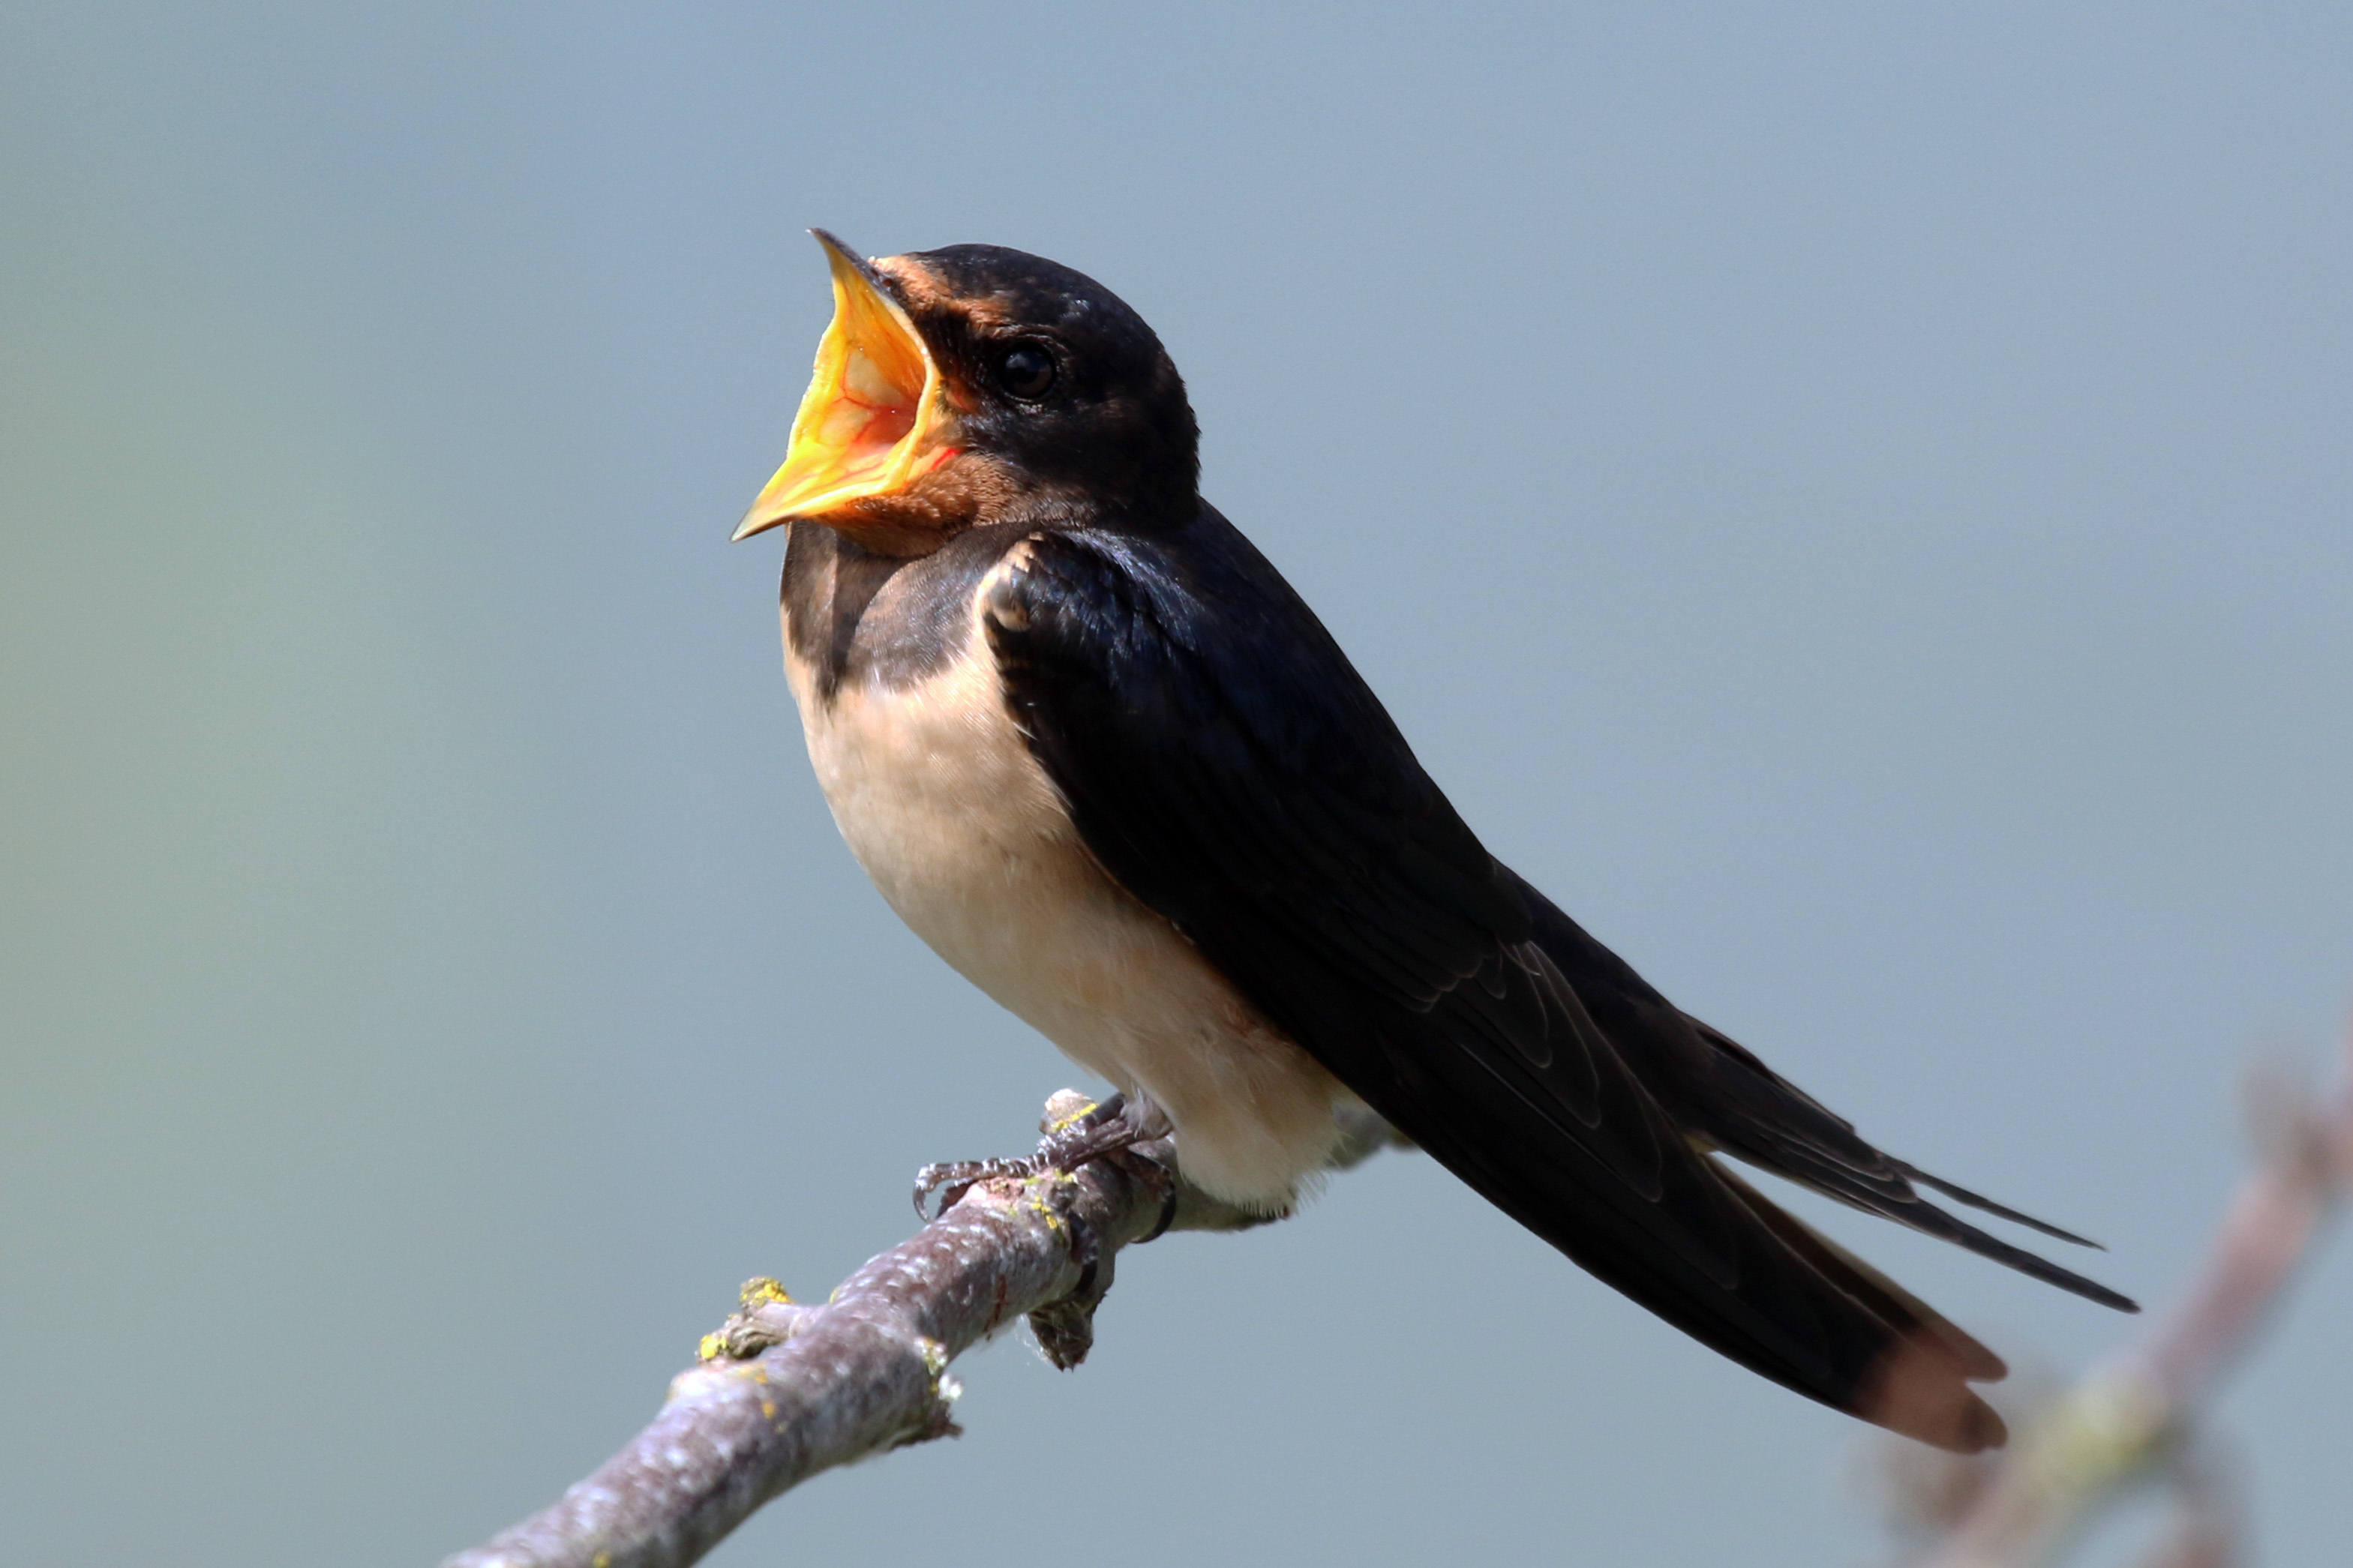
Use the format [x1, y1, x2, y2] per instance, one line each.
[984, 512, 2130, 1450]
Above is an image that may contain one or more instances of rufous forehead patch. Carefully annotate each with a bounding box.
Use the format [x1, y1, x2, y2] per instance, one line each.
[875, 255, 1021, 336]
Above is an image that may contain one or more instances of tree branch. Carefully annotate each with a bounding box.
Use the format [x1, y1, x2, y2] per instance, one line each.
[1877, 1031, 2353, 1568]
[454, 1024, 2353, 1568]
[443, 1091, 1289, 1568]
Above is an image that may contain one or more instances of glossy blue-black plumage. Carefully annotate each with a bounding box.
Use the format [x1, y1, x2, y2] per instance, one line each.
[773, 238, 2132, 1453]
[981, 502, 2129, 1444]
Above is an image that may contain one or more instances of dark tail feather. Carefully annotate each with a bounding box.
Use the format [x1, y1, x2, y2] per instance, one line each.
[1713, 1168, 2008, 1452]
[1502, 876, 2136, 1314]
[1894, 1161, 2105, 1249]
[1882, 1192, 2141, 1313]
[1715, 1167, 2007, 1382]
[1390, 1039, 2016, 1453]
[1723, 1142, 2140, 1312]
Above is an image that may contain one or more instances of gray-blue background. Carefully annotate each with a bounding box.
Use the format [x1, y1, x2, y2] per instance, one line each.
[4, 4, 2347, 1564]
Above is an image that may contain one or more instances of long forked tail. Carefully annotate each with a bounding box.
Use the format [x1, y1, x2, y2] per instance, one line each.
[1503, 871, 2140, 1315]
[1673, 1015, 2141, 1313]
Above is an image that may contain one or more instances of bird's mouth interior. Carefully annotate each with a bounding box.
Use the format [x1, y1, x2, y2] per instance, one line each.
[734, 235, 949, 541]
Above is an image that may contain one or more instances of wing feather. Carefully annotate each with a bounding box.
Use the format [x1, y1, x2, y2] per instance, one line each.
[983, 511, 2128, 1447]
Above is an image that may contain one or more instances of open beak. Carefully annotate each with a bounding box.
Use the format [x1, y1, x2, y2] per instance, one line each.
[734, 232, 955, 542]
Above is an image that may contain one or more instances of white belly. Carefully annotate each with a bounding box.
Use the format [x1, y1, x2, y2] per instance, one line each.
[782, 583, 1349, 1207]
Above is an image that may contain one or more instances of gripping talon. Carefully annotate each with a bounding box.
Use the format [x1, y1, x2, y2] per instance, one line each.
[914, 1156, 1039, 1220]
[908, 1093, 1182, 1369]
[1035, 1092, 1168, 1174]
[914, 1093, 1175, 1228]
[1025, 1171, 1110, 1369]
[1118, 1151, 1181, 1243]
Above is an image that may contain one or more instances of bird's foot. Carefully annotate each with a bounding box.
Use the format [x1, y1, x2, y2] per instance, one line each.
[1037, 1090, 1174, 1173]
[909, 1092, 1180, 1370]
[911, 1155, 1039, 1221]
[910, 1092, 1173, 1222]
[1023, 1093, 1170, 1367]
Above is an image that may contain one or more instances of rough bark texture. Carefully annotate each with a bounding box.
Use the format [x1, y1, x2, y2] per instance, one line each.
[443, 1093, 1283, 1568]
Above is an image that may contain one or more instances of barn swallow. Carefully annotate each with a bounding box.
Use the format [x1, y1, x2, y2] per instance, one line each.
[735, 232, 2134, 1453]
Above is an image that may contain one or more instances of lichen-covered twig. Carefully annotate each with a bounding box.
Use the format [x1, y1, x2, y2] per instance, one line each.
[1878, 1033, 2353, 1568]
[442, 1092, 1292, 1568]
[449, 1024, 2351, 1568]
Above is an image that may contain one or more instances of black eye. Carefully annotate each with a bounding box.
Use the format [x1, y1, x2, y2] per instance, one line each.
[996, 342, 1058, 400]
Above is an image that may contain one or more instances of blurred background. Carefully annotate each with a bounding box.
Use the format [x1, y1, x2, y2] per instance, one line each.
[3, 4, 2348, 1564]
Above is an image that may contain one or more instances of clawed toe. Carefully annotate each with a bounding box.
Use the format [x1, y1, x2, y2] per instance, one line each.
[905, 1091, 1186, 1372]
[1037, 1092, 1169, 1171]
[911, 1156, 1038, 1221]
[912, 1092, 1173, 1222]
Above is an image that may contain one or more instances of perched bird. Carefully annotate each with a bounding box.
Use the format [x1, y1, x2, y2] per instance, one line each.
[735, 232, 2134, 1454]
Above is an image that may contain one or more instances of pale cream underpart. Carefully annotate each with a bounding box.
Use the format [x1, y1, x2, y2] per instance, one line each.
[782, 547, 1358, 1208]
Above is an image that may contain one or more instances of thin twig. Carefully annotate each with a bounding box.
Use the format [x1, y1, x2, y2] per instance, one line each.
[443, 1092, 1281, 1568]
[1902, 1032, 2353, 1568]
